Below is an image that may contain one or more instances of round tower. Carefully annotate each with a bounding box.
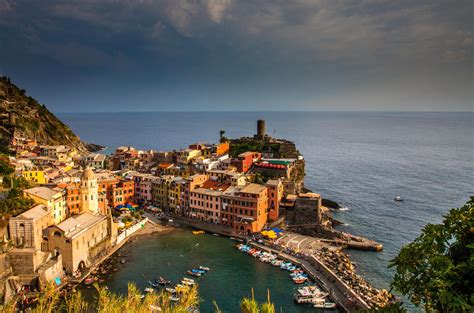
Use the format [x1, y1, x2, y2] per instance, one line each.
[257, 119, 266, 140]
[81, 167, 99, 214]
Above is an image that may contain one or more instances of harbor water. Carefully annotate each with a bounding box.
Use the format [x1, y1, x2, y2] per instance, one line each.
[61, 111, 473, 311]
[81, 230, 327, 312]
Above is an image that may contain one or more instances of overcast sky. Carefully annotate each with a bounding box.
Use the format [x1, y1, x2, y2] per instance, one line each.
[0, 0, 472, 112]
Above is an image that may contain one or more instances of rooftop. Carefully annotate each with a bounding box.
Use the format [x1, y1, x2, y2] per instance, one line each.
[15, 204, 49, 220]
[192, 187, 224, 196]
[241, 183, 267, 195]
[266, 179, 281, 186]
[24, 186, 63, 200]
[56, 213, 107, 239]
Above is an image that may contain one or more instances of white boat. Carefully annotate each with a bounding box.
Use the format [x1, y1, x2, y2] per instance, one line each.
[165, 287, 176, 293]
[183, 277, 195, 283]
[144, 287, 154, 293]
[294, 286, 328, 304]
[314, 300, 337, 309]
[394, 196, 403, 202]
[169, 295, 180, 302]
[199, 266, 210, 271]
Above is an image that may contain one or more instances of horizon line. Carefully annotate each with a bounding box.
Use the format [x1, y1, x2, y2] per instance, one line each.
[55, 110, 474, 114]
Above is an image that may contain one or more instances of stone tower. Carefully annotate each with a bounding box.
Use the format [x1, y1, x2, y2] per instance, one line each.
[257, 119, 266, 140]
[81, 167, 99, 214]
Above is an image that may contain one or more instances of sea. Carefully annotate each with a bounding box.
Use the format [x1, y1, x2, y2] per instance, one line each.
[59, 111, 473, 312]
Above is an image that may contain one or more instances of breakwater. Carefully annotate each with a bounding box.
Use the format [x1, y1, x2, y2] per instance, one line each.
[248, 242, 369, 312]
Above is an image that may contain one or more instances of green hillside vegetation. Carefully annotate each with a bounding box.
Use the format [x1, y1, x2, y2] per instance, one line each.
[0, 155, 34, 222]
[0, 76, 101, 154]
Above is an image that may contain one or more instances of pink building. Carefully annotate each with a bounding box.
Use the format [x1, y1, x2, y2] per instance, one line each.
[189, 181, 229, 223]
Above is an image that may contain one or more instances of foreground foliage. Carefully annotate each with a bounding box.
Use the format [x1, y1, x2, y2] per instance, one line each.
[389, 197, 474, 312]
[1, 282, 200, 313]
[240, 289, 275, 313]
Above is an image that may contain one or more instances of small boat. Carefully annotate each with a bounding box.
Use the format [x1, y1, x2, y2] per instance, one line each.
[84, 277, 94, 285]
[212, 233, 220, 236]
[169, 295, 180, 302]
[394, 196, 403, 202]
[157, 277, 171, 285]
[181, 280, 195, 286]
[199, 266, 210, 271]
[192, 230, 205, 235]
[191, 268, 206, 274]
[183, 277, 195, 283]
[148, 280, 159, 288]
[187, 270, 201, 277]
[314, 299, 336, 309]
[144, 287, 154, 293]
[165, 287, 176, 293]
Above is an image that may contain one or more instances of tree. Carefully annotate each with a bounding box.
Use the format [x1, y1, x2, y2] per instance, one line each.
[0, 155, 14, 176]
[389, 197, 474, 312]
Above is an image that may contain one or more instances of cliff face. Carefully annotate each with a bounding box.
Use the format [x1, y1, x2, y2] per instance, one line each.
[0, 77, 101, 154]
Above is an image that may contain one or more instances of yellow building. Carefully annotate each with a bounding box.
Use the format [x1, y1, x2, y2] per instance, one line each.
[23, 186, 67, 224]
[168, 177, 185, 214]
[152, 176, 172, 210]
[22, 168, 47, 184]
[177, 149, 201, 165]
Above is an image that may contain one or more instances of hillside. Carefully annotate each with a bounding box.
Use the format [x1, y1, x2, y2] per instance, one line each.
[0, 77, 101, 154]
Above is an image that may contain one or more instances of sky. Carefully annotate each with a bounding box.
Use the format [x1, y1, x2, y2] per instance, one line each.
[0, 0, 472, 112]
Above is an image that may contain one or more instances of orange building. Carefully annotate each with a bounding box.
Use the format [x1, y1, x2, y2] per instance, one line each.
[266, 179, 284, 221]
[108, 180, 135, 208]
[216, 142, 229, 155]
[234, 151, 261, 173]
[58, 182, 82, 216]
[221, 183, 268, 234]
[96, 173, 135, 208]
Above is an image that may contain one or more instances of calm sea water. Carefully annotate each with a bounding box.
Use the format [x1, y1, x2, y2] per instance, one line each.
[79, 230, 321, 312]
[61, 112, 473, 311]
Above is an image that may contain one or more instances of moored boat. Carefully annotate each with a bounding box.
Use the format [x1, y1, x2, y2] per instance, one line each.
[199, 266, 210, 271]
[187, 270, 201, 277]
[84, 277, 94, 285]
[157, 277, 171, 285]
[181, 279, 195, 286]
[169, 295, 180, 302]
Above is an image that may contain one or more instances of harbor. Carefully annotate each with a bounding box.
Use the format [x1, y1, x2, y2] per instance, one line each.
[77, 229, 335, 312]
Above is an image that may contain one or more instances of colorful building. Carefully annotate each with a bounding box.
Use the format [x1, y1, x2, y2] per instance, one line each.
[23, 186, 67, 224]
[152, 176, 172, 210]
[221, 183, 269, 234]
[22, 168, 47, 184]
[266, 179, 284, 221]
[234, 152, 261, 173]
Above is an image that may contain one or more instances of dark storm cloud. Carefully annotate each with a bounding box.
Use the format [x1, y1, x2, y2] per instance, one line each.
[0, 0, 472, 111]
